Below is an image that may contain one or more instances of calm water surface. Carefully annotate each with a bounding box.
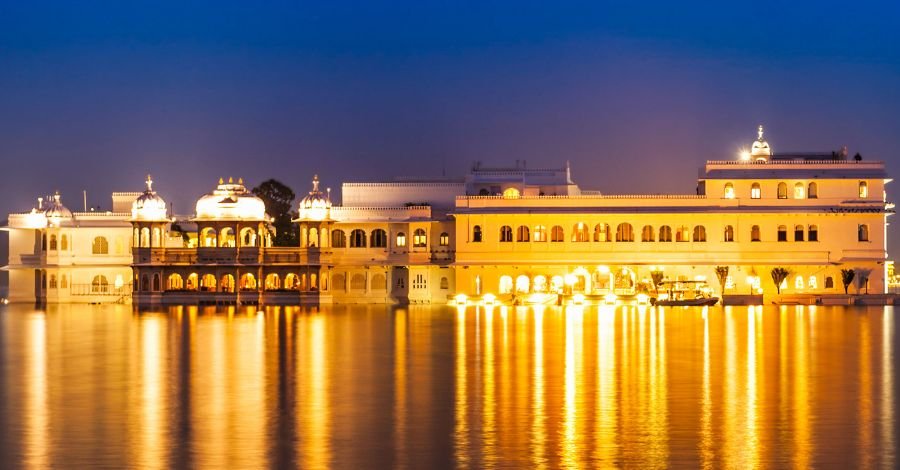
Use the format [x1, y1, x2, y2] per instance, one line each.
[0, 304, 897, 469]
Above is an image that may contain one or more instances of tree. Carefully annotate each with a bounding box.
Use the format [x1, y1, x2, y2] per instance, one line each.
[841, 269, 855, 294]
[715, 266, 729, 297]
[771, 267, 790, 294]
[252, 179, 298, 247]
[650, 269, 665, 297]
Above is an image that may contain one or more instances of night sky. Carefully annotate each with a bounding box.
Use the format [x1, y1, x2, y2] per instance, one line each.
[2, 1, 900, 273]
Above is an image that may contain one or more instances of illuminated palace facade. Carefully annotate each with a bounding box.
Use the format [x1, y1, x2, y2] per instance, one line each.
[3, 127, 893, 305]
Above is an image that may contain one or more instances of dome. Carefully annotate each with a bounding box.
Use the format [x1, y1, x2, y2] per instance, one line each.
[750, 124, 771, 160]
[131, 175, 169, 221]
[195, 177, 268, 221]
[297, 175, 331, 221]
[43, 191, 74, 227]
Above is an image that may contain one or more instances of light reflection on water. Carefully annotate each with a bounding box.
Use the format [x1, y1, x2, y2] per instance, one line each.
[0, 303, 897, 468]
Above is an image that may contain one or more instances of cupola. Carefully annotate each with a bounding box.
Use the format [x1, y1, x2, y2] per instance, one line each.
[131, 175, 169, 221]
[297, 175, 331, 221]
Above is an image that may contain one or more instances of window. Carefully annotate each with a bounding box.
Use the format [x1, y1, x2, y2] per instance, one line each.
[307, 228, 319, 248]
[439, 232, 449, 246]
[371, 229, 388, 248]
[858, 224, 869, 242]
[49, 274, 57, 288]
[351, 274, 366, 291]
[794, 225, 804, 241]
[534, 225, 547, 242]
[413, 228, 427, 247]
[91, 275, 109, 293]
[350, 229, 367, 248]
[499, 225, 513, 243]
[795, 276, 804, 289]
[825, 276, 834, 289]
[516, 225, 530, 242]
[724, 225, 734, 242]
[794, 182, 805, 199]
[372, 274, 387, 291]
[859, 181, 868, 198]
[153, 273, 161, 291]
[331, 229, 347, 248]
[692, 225, 706, 242]
[200, 274, 217, 291]
[168, 273, 184, 290]
[502, 187, 520, 199]
[724, 182, 735, 199]
[641, 225, 655, 242]
[616, 223, 634, 242]
[396, 232, 407, 247]
[92, 236, 109, 254]
[777, 225, 788, 242]
[808, 225, 818, 242]
[572, 223, 589, 242]
[61, 275, 67, 289]
[777, 182, 788, 199]
[550, 225, 565, 242]
[659, 225, 673, 242]
[809, 276, 818, 289]
[49, 235, 57, 250]
[515, 275, 530, 294]
[593, 223, 610, 242]
[751, 225, 761, 242]
[61, 235, 68, 251]
[808, 182, 818, 199]
[472, 225, 482, 243]
[675, 226, 690, 242]
[440, 277, 449, 290]
[499, 275, 513, 294]
[751, 183, 761, 199]
[264, 273, 280, 290]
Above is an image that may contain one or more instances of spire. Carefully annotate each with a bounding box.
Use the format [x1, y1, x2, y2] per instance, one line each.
[54, 190, 61, 203]
[146, 174, 153, 192]
[312, 174, 320, 192]
[757, 124, 765, 141]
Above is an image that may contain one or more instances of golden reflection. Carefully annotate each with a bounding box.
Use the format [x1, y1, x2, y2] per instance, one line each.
[793, 306, 811, 468]
[297, 313, 331, 469]
[454, 307, 469, 467]
[530, 305, 547, 468]
[882, 308, 895, 468]
[135, 316, 167, 470]
[859, 308, 873, 465]
[595, 304, 618, 466]
[24, 312, 48, 470]
[562, 305, 584, 468]
[482, 304, 497, 466]
[699, 306, 713, 469]
[394, 309, 408, 468]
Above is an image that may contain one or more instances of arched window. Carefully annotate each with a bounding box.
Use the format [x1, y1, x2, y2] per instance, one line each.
[167, 273, 183, 290]
[515, 275, 530, 294]
[371, 229, 387, 248]
[593, 223, 610, 242]
[264, 273, 280, 290]
[61, 234, 68, 251]
[724, 182, 735, 199]
[534, 225, 547, 242]
[308, 228, 319, 248]
[439, 232, 450, 246]
[331, 273, 345, 292]
[794, 182, 805, 199]
[550, 225, 564, 242]
[200, 227, 216, 247]
[472, 225, 482, 242]
[751, 183, 761, 199]
[641, 225, 654, 242]
[332, 229, 347, 248]
[675, 226, 690, 242]
[239, 273, 257, 290]
[795, 275, 804, 289]
[152, 273, 161, 291]
[372, 273, 387, 291]
[809, 276, 818, 289]
[502, 187, 520, 199]
[350, 229, 367, 248]
[219, 274, 235, 293]
[200, 274, 217, 291]
[284, 273, 298, 290]
[859, 181, 868, 198]
[808, 182, 818, 199]
[516, 225, 530, 242]
[240, 227, 256, 247]
[396, 232, 407, 247]
[794, 225, 804, 241]
[692, 225, 706, 242]
[616, 223, 634, 242]
[92, 236, 109, 254]
[777, 225, 788, 242]
[858, 224, 869, 242]
[533, 275, 547, 293]
[49, 274, 57, 288]
[572, 223, 589, 242]
[152, 227, 162, 247]
[825, 276, 834, 289]
[751, 225, 761, 242]
[724, 225, 734, 242]
[659, 225, 673, 242]
[185, 273, 198, 290]
[49, 235, 57, 250]
[440, 277, 449, 290]
[499, 225, 513, 242]
[219, 227, 235, 248]
[499, 275, 513, 294]
[413, 228, 427, 247]
[777, 182, 788, 199]
[350, 274, 366, 291]
[808, 225, 818, 242]
[92, 275, 109, 293]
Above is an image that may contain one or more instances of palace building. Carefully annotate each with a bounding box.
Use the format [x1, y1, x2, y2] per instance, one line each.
[3, 127, 893, 305]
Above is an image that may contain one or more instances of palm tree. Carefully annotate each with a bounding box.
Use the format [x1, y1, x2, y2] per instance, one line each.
[650, 269, 665, 297]
[841, 269, 856, 294]
[715, 266, 729, 297]
[771, 267, 790, 294]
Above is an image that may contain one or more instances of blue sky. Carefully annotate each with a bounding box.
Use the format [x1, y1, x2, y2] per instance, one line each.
[1, 1, 899, 262]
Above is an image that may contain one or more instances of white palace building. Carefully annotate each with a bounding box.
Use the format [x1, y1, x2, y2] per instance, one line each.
[3, 127, 893, 305]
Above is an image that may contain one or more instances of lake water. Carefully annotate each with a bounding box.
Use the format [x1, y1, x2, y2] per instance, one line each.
[0, 303, 896, 469]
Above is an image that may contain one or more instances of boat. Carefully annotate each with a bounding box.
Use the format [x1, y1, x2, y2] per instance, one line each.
[651, 280, 719, 306]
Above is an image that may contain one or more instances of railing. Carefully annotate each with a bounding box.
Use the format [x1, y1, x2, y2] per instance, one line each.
[706, 159, 884, 166]
[70, 283, 133, 296]
[456, 194, 706, 200]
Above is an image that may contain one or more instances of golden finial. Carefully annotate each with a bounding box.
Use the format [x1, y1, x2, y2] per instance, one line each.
[238, 177, 243, 185]
[312, 174, 320, 192]
[219, 177, 224, 185]
[146, 174, 153, 191]
[228, 177, 233, 184]
[757, 124, 764, 141]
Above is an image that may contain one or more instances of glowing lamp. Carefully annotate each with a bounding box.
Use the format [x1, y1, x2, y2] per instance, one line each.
[454, 293, 468, 305]
[483, 293, 496, 305]
[604, 293, 618, 305]
[572, 293, 585, 305]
